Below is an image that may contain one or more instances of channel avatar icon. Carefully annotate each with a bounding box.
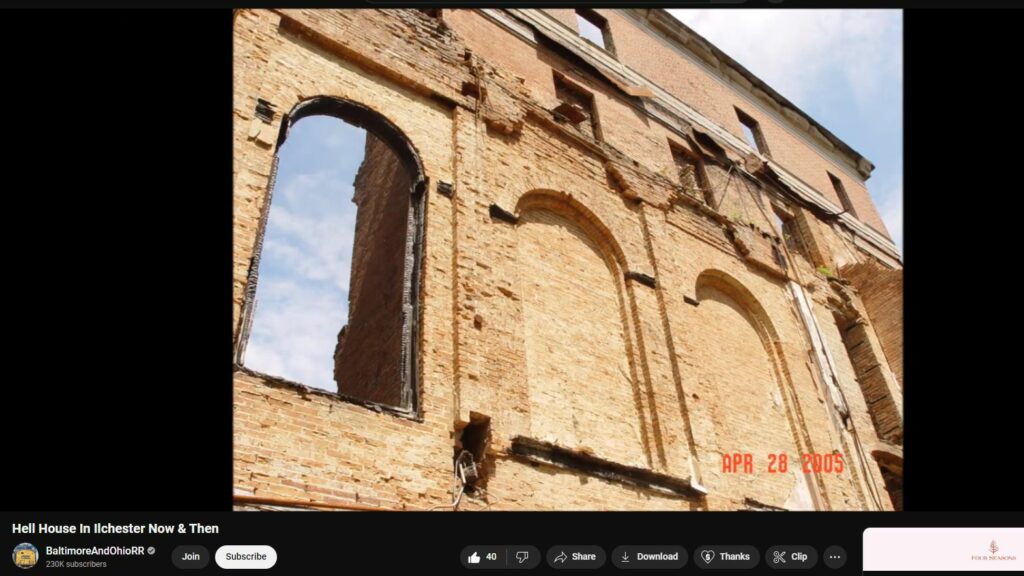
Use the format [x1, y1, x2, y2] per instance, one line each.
[13, 543, 39, 569]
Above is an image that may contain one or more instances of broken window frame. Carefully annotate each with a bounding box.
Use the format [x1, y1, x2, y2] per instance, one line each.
[574, 9, 616, 55]
[553, 71, 603, 141]
[233, 96, 427, 418]
[872, 451, 903, 511]
[735, 107, 771, 158]
[771, 202, 810, 260]
[669, 141, 711, 203]
[827, 171, 858, 217]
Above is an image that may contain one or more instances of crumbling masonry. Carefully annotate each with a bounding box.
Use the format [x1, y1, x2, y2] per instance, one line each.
[233, 8, 904, 510]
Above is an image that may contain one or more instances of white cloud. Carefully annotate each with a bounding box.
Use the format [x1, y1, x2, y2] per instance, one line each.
[245, 169, 359, 392]
[242, 117, 374, 392]
[246, 277, 346, 391]
[264, 209, 356, 293]
[266, 170, 358, 292]
[668, 9, 901, 111]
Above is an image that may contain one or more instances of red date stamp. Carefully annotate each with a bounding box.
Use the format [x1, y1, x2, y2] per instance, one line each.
[722, 453, 844, 473]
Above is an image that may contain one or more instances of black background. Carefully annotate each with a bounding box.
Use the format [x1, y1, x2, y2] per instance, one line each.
[1, 6, 1021, 574]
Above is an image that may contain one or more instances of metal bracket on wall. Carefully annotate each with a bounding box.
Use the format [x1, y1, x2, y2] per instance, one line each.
[437, 180, 454, 198]
[625, 271, 657, 289]
[489, 203, 519, 224]
[255, 98, 276, 123]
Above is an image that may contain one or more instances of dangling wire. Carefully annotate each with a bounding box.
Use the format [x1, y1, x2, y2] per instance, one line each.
[713, 163, 736, 212]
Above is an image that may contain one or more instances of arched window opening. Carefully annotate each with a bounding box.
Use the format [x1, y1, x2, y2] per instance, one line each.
[832, 311, 902, 445]
[238, 97, 424, 412]
[873, 451, 903, 511]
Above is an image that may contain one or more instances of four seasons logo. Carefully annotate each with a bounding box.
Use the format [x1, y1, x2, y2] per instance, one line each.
[971, 539, 1015, 562]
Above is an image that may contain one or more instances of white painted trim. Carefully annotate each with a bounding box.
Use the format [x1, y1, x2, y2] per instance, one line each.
[790, 283, 886, 511]
[624, 9, 869, 184]
[479, 8, 535, 44]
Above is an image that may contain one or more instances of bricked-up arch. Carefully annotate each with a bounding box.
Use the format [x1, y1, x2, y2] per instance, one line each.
[513, 191, 649, 468]
[236, 95, 426, 413]
[693, 270, 811, 509]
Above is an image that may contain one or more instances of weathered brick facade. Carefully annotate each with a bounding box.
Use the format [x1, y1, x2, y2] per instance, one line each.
[233, 8, 903, 511]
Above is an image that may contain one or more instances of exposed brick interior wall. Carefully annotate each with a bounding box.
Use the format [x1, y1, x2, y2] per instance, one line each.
[233, 8, 902, 511]
[876, 456, 903, 511]
[333, 133, 412, 405]
[833, 313, 903, 444]
[842, 261, 903, 390]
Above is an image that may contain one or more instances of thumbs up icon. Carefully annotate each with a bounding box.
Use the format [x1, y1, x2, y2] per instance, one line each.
[467, 552, 481, 564]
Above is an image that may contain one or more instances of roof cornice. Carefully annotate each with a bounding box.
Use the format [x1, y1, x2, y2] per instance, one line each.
[634, 8, 875, 180]
[481, 8, 900, 263]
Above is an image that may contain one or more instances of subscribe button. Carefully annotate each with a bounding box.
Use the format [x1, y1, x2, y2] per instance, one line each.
[214, 545, 277, 569]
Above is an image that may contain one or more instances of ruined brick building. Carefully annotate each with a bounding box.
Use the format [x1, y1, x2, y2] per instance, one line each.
[233, 8, 904, 511]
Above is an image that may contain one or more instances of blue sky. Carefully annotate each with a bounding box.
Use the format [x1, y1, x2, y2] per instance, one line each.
[245, 10, 903, 391]
[245, 118, 365, 391]
[669, 9, 903, 252]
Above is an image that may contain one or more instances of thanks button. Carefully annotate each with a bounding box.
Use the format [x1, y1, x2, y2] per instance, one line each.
[694, 545, 759, 569]
[215, 545, 277, 569]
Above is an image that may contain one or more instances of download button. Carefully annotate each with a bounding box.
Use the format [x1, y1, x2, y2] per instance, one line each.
[612, 546, 687, 569]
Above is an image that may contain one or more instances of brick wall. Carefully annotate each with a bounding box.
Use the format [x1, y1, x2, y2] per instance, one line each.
[842, 262, 903, 390]
[587, 9, 891, 238]
[233, 8, 901, 511]
[518, 205, 647, 468]
[333, 133, 412, 404]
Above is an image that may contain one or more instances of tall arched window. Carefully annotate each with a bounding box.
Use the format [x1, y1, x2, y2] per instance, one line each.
[832, 310, 902, 444]
[236, 97, 424, 412]
[515, 194, 645, 468]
